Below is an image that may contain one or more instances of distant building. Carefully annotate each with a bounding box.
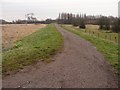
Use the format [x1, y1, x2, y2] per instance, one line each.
[118, 1, 120, 17]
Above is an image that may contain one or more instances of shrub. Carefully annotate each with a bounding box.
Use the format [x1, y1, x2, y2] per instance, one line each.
[99, 16, 110, 30]
[79, 19, 86, 29]
[112, 18, 120, 33]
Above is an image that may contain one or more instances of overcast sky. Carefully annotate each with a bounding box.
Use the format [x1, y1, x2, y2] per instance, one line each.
[0, 0, 119, 21]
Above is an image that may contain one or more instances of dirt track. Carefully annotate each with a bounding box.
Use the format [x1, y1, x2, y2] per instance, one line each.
[2, 24, 118, 88]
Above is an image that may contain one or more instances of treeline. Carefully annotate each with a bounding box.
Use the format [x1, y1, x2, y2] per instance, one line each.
[1, 19, 56, 24]
[57, 13, 120, 33]
[12, 19, 56, 24]
[0, 19, 12, 24]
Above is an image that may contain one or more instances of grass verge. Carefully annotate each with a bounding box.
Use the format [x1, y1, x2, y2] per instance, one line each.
[68, 25, 118, 43]
[61, 25, 119, 72]
[2, 24, 63, 75]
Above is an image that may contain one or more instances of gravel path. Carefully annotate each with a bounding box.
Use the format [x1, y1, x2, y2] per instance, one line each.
[2, 24, 118, 88]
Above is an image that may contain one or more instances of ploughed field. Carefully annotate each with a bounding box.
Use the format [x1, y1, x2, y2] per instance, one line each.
[2, 24, 46, 51]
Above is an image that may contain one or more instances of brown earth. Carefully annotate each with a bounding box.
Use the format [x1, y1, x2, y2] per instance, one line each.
[2, 24, 46, 50]
[2, 24, 118, 88]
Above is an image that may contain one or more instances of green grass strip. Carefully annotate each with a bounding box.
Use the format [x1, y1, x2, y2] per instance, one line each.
[2, 24, 63, 74]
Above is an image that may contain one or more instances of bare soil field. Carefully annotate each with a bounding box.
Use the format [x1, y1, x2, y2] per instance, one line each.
[2, 24, 46, 50]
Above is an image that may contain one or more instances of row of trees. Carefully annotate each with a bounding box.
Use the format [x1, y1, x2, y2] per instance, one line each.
[57, 13, 120, 33]
[0, 19, 12, 24]
[13, 19, 56, 24]
[58, 13, 87, 29]
[97, 16, 119, 33]
[1, 18, 55, 24]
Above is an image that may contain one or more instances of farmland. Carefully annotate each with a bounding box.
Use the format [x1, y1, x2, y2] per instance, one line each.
[2, 0, 119, 88]
[2, 24, 63, 75]
[2, 24, 46, 51]
[3, 24, 118, 88]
